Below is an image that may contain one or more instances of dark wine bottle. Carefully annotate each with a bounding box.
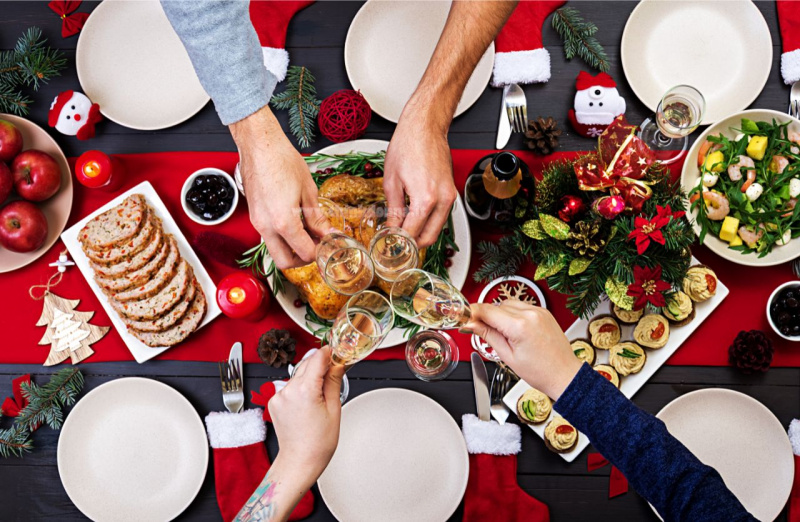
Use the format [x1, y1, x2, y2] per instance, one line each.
[464, 151, 531, 223]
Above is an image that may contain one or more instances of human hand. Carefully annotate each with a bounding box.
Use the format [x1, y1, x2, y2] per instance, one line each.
[268, 346, 345, 491]
[384, 111, 458, 248]
[462, 301, 583, 400]
[231, 106, 332, 269]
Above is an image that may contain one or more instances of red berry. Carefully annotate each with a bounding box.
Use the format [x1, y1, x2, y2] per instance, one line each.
[364, 162, 374, 172]
[293, 299, 303, 308]
[445, 247, 455, 258]
[444, 228, 452, 237]
[444, 259, 453, 268]
[323, 168, 333, 174]
[373, 169, 383, 177]
[342, 171, 351, 176]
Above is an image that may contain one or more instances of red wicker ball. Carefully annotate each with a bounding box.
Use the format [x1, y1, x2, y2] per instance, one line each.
[318, 90, 372, 143]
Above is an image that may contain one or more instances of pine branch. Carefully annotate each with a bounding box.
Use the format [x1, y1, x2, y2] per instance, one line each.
[0, 424, 33, 458]
[0, 27, 66, 115]
[473, 234, 527, 282]
[271, 66, 320, 149]
[16, 368, 84, 432]
[552, 7, 610, 72]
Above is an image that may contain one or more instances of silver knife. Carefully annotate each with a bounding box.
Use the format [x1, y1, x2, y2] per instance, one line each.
[229, 341, 243, 390]
[470, 352, 491, 422]
[495, 85, 512, 149]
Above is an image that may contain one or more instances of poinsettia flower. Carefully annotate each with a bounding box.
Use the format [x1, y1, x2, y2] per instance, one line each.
[627, 265, 671, 310]
[656, 204, 686, 221]
[1, 374, 30, 418]
[627, 213, 670, 255]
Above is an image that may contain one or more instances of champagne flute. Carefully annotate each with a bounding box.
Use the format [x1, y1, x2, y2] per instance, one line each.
[390, 269, 471, 329]
[314, 198, 375, 295]
[638, 85, 706, 165]
[360, 202, 419, 282]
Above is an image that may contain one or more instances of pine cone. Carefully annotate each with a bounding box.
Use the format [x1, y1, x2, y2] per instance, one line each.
[566, 221, 606, 258]
[525, 117, 562, 155]
[728, 330, 773, 374]
[258, 329, 297, 368]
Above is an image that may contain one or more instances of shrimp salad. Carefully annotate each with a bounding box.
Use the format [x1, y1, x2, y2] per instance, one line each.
[689, 118, 800, 257]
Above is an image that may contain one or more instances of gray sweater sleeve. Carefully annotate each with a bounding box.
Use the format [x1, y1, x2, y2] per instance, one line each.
[160, 0, 278, 125]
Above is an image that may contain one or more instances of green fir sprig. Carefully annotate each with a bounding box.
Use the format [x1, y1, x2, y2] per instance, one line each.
[271, 66, 320, 149]
[552, 7, 610, 73]
[0, 369, 84, 458]
[0, 28, 67, 116]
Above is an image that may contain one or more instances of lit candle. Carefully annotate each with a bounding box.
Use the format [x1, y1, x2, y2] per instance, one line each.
[75, 150, 120, 189]
[217, 271, 270, 321]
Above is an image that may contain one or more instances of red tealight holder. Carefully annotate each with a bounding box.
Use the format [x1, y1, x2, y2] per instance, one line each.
[216, 272, 270, 322]
[75, 150, 122, 190]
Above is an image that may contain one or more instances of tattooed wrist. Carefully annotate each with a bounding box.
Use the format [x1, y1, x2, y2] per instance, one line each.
[234, 470, 277, 522]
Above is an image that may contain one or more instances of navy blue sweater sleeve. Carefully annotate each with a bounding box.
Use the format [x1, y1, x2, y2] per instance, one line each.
[554, 364, 755, 522]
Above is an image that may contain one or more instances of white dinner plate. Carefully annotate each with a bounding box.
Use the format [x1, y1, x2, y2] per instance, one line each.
[76, 0, 209, 130]
[61, 181, 222, 363]
[264, 139, 472, 349]
[654, 388, 794, 521]
[318, 388, 469, 522]
[345, 0, 494, 123]
[621, 0, 771, 124]
[681, 109, 800, 266]
[504, 256, 728, 462]
[58, 378, 208, 522]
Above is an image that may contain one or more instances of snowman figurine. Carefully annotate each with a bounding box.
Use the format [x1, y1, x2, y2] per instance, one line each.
[567, 71, 626, 139]
[48, 90, 103, 140]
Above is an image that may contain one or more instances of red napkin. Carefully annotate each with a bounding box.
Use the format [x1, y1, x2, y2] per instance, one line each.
[778, 0, 800, 84]
[48, 0, 89, 38]
[587, 452, 628, 499]
[1, 374, 30, 417]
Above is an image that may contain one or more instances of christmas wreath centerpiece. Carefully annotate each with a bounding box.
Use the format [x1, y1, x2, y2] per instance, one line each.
[475, 116, 696, 318]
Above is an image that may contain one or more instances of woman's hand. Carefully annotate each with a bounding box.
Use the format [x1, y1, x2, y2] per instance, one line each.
[463, 301, 583, 400]
[268, 347, 345, 491]
[231, 106, 332, 269]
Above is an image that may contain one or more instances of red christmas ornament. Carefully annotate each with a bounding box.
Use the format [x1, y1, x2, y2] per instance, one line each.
[593, 195, 625, 219]
[318, 90, 372, 143]
[558, 195, 586, 222]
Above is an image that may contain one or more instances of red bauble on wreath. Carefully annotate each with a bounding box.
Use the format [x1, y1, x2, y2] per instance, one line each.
[318, 90, 372, 143]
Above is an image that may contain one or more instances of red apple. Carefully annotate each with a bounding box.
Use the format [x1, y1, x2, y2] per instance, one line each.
[12, 150, 61, 202]
[0, 119, 23, 164]
[0, 162, 12, 204]
[0, 200, 48, 253]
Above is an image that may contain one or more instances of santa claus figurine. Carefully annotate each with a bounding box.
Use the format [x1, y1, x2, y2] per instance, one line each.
[568, 71, 626, 138]
[48, 90, 102, 140]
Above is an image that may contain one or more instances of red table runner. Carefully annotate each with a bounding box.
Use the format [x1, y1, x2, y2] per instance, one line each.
[1, 150, 797, 367]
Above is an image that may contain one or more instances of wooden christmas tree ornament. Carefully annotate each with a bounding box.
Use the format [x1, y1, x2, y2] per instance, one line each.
[36, 291, 108, 366]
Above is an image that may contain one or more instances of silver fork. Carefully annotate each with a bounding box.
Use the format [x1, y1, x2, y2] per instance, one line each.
[218, 360, 244, 413]
[789, 82, 800, 119]
[504, 83, 528, 133]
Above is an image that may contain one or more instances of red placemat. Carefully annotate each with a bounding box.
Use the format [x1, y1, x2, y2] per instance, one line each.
[1, 150, 797, 367]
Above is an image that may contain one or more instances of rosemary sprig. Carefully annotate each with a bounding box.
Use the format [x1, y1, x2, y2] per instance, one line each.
[236, 242, 286, 294]
[304, 151, 385, 188]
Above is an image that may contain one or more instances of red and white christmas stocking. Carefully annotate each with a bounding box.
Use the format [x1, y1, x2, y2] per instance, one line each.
[205, 408, 314, 521]
[778, 0, 800, 85]
[249, 0, 315, 82]
[461, 414, 550, 522]
[491, 0, 566, 86]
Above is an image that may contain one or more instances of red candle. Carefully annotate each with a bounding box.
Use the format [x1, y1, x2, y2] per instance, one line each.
[75, 150, 119, 189]
[217, 271, 270, 321]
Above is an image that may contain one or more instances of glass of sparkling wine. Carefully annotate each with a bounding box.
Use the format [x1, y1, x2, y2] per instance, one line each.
[390, 269, 471, 329]
[638, 85, 705, 165]
[360, 202, 419, 282]
[315, 199, 374, 295]
[405, 330, 459, 381]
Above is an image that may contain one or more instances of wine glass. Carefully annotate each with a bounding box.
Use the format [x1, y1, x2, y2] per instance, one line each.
[390, 269, 471, 329]
[638, 85, 705, 165]
[314, 198, 375, 295]
[405, 330, 459, 381]
[360, 202, 419, 282]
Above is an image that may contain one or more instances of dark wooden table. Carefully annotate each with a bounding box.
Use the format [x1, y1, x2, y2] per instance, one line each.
[1, 2, 797, 520]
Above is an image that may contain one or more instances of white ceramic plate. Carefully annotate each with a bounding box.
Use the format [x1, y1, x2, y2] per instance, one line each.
[0, 114, 72, 273]
[621, 0, 771, 124]
[76, 0, 209, 130]
[318, 388, 469, 522]
[345, 0, 494, 123]
[264, 139, 472, 349]
[504, 257, 728, 462]
[58, 378, 208, 522]
[681, 109, 800, 266]
[654, 388, 793, 521]
[61, 181, 222, 363]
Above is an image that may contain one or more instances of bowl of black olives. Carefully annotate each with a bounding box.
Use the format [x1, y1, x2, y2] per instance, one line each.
[181, 168, 239, 225]
[767, 282, 800, 341]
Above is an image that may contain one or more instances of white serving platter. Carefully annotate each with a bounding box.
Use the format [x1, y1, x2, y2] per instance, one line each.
[61, 181, 221, 363]
[504, 257, 728, 462]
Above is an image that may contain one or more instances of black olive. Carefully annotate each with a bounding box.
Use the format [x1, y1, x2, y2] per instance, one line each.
[218, 186, 230, 199]
[786, 290, 796, 300]
[192, 200, 206, 212]
[202, 210, 216, 220]
[781, 325, 792, 335]
[793, 325, 800, 334]
[778, 312, 791, 325]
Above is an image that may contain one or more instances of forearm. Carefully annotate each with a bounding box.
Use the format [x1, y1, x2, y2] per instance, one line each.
[555, 364, 755, 522]
[234, 456, 313, 522]
[403, 0, 517, 131]
[160, 0, 275, 125]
